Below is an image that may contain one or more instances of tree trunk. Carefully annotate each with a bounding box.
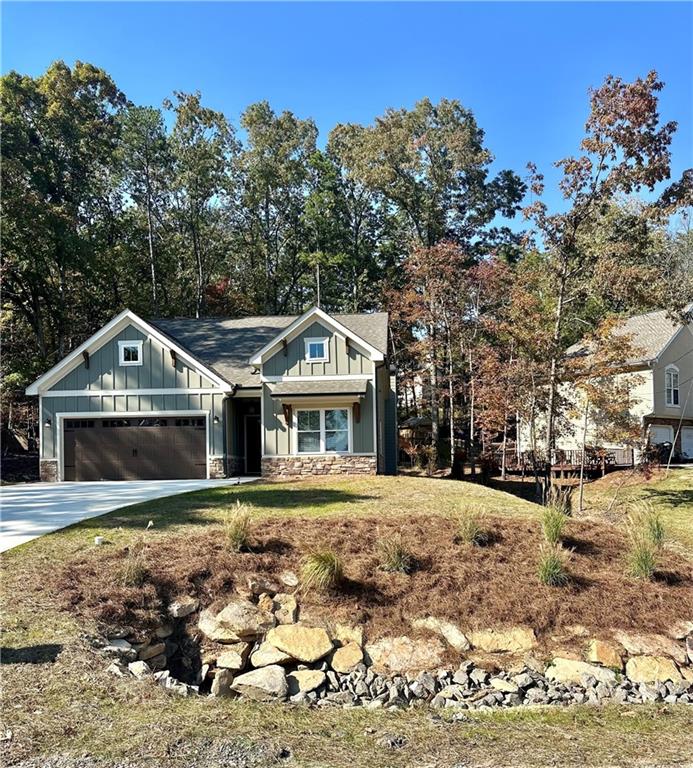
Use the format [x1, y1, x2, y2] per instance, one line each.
[578, 395, 590, 513]
[545, 263, 568, 465]
[447, 324, 455, 474]
[145, 176, 158, 315]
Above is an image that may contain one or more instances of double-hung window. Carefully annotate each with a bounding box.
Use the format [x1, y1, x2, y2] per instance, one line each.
[296, 408, 350, 453]
[665, 366, 680, 406]
[118, 340, 143, 367]
[304, 337, 329, 363]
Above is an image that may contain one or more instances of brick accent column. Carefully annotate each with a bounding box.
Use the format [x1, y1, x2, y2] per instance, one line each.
[261, 454, 377, 479]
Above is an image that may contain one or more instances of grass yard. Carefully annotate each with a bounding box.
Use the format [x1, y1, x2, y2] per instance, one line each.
[2, 474, 692, 767]
[582, 466, 693, 551]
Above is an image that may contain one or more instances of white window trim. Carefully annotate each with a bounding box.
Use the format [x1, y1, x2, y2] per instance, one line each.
[664, 364, 680, 407]
[118, 340, 143, 367]
[293, 406, 352, 455]
[304, 337, 329, 363]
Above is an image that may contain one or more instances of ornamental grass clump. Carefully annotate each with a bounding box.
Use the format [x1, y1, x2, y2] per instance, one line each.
[537, 542, 571, 587]
[223, 500, 252, 553]
[457, 505, 488, 546]
[625, 502, 664, 580]
[378, 534, 414, 574]
[301, 550, 343, 592]
[541, 503, 568, 545]
[119, 539, 148, 587]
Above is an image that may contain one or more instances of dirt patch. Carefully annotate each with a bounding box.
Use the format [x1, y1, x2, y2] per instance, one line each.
[52, 513, 693, 644]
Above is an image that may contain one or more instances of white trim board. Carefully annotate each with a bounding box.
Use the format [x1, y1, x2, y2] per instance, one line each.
[43, 388, 224, 398]
[261, 374, 373, 383]
[249, 306, 384, 365]
[26, 309, 233, 395]
[53, 409, 211, 482]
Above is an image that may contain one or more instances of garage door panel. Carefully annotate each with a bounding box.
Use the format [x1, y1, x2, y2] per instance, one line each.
[63, 418, 207, 481]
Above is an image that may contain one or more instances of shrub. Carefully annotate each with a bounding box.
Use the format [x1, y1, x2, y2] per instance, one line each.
[378, 534, 414, 574]
[626, 534, 657, 580]
[541, 504, 568, 545]
[537, 543, 571, 586]
[625, 502, 664, 580]
[301, 550, 343, 591]
[223, 500, 252, 552]
[457, 505, 488, 546]
[119, 540, 148, 587]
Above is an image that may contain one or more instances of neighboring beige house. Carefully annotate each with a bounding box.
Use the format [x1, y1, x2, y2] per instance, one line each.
[518, 307, 693, 462]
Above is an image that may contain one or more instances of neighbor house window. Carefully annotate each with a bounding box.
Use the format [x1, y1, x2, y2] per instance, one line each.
[304, 337, 329, 363]
[296, 408, 350, 453]
[665, 366, 679, 406]
[118, 340, 143, 367]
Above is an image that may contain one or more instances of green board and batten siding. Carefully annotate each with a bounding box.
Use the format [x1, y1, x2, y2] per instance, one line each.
[40, 325, 226, 461]
[261, 321, 376, 457]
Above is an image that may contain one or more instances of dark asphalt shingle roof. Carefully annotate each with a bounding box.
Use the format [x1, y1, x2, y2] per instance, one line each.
[152, 312, 389, 388]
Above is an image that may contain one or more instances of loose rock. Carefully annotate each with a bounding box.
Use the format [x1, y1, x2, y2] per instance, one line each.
[331, 642, 364, 674]
[469, 627, 537, 653]
[365, 635, 445, 674]
[216, 643, 252, 671]
[411, 616, 470, 652]
[545, 658, 617, 685]
[287, 669, 326, 695]
[210, 668, 234, 697]
[251, 641, 293, 667]
[625, 656, 683, 684]
[587, 639, 624, 670]
[168, 596, 199, 618]
[231, 665, 288, 701]
[273, 593, 298, 625]
[266, 625, 333, 663]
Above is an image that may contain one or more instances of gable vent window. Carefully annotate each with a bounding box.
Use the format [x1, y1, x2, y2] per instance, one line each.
[665, 366, 680, 406]
[304, 337, 329, 363]
[118, 340, 143, 367]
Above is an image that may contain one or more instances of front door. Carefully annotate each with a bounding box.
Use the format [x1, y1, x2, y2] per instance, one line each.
[245, 414, 261, 474]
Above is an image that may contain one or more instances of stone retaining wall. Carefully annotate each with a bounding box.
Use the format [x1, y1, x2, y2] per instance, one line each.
[261, 454, 377, 479]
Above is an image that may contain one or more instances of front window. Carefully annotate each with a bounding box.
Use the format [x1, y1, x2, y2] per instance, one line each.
[296, 408, 350, 453]
[665, 366, 679, 406]
[305, 337, 328, 363]
[118, 340, 143, 367]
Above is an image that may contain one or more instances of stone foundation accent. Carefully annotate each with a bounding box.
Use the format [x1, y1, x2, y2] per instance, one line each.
[40, 459, 59, 482]
[208, 457, 227, 479]
[262, 454, 377, 479]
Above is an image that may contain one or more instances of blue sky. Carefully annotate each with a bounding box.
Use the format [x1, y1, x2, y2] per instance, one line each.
[2, 1, 691, 214]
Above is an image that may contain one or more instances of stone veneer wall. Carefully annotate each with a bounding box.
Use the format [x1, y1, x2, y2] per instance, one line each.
[208, 457, 227, 479]
[262, 454, 377, 479]
[39, 459, 59, 482]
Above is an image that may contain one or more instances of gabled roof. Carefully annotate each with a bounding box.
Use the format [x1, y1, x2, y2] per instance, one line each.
[566, 307, 691, 367]
[154, 310, 388, 387]
[26, 310, 233, 395]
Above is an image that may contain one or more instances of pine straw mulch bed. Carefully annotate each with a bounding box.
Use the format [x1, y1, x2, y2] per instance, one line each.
[53, 513, 693, 644]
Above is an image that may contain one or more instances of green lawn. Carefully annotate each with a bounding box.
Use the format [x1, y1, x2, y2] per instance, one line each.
[1, 474, 692, 767]
[582, 467, 693, 551]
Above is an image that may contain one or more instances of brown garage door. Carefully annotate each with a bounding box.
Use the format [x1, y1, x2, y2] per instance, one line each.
[63, 417, 207, 481]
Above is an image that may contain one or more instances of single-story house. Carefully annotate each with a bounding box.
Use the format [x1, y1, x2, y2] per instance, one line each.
[26, 307, 397, 482]
[518, 307, 693, 462]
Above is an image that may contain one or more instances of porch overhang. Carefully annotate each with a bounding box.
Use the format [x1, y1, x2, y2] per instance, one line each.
[268, 379, 368, 399]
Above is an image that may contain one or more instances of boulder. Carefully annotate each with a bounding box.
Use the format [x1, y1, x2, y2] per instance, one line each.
[198, 599, 275, 643]
[168, 596, 199, 618]
[331, 642, 363, 674]
[216, 642, 252, 671]
[280, 570, 299, 588]
[106, 662, 127, 677]
[666, 621, 693, 640]
[287, 669, 326, 695]
[613, 631, 686, 664]
[257, 593, 274, 613]
[104, 639, 136, 661]
[266, 625, 333, 663]
[411, 617, 470, 652]
[250, 641, 292, 668]
[365, 635, 445, 675]
[273, 593, 298, 625]
[127, 660, 151, 679]
[230, 665, 288, 701]
[625, 656, 683, 684]
[138, 642, 166, 661]
[545, 658, 617, 685]
[210, 668, 234, 697]
[490, 677, 519, 693]
[335, 624, 364, 647]
[587, 639, 624, 670]
[468, 627, 537, 653]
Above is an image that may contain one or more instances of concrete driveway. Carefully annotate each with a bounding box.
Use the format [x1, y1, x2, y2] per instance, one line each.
[0, 478, 256, 553]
